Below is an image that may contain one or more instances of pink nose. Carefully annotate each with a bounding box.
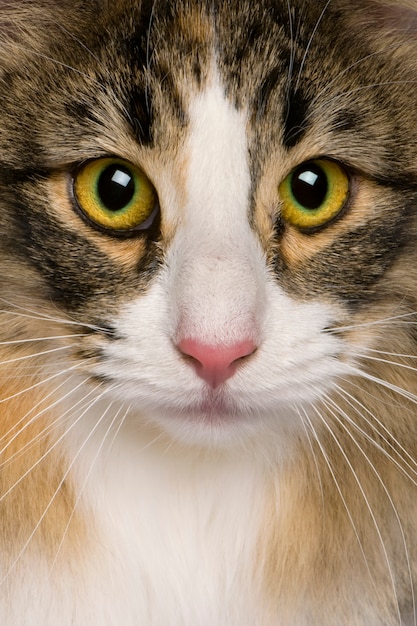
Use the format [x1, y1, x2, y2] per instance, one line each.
[177, 338, 257, 388]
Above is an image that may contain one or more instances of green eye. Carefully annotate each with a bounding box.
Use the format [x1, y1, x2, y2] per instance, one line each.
[73, 158, 158, 233]
[278, 159, 350, 230]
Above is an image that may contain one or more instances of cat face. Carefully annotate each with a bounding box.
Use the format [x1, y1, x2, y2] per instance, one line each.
[1, 0, 417, 451]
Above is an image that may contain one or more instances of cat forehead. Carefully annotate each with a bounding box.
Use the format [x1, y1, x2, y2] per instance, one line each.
[75, 0, 416, 173]
[4, 0, 416, 174]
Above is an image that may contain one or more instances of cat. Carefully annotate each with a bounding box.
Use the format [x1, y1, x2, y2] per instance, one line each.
[1, 0, 417, 623]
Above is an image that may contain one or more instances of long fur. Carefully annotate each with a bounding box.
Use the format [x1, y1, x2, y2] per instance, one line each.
[1, 0, 417, 623]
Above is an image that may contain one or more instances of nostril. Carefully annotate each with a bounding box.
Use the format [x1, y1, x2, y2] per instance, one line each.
[177, 338, 257, 388]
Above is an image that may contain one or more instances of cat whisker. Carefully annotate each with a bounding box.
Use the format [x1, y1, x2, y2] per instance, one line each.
[294, 405, 326, 518]
[354, 351, 417, 375]
[363, 347, 417, 359]
[284, 0, 295, 114]
[0, 384, 122, 585]
[321, 394, 415, 625]
[0, 308, 73, 325]
[310, 402, 403, 624]
[310, 38, 412, 110]
[298, 405, 375, 585]
[351, 367, 417, 406]
[0, 334, 88, 346]
[327, 310, 417, 334]
[2, 41, 106, 88]
[3, 16, 137, 131]
[0, 344, 78, 367]
[0, 360, 86, 406]
[0, 297, 110, 333]
[307, 79, 417, 129]
[145, 0, 158, 114]
[0, 378, 99, 470]
[0, 381, 114, 507]
[50, 400, 131, 572]
[49, 22, 104, 69]
[290, 73, 417, 145]
[0, 373, 86, 445]
[293, 0, 332, 94]
[332, 383, 417, 482]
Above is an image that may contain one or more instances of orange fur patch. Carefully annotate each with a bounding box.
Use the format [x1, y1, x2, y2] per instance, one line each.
[0, 323, 88, 570]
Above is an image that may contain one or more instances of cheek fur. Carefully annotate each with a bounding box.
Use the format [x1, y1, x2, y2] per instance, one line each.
[91, 265, 348, 449]
[3, 1, 417, 623]
[69, 71, 356, 447]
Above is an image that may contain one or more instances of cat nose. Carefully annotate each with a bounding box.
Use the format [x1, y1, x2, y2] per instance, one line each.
[177, 338, 257, 388]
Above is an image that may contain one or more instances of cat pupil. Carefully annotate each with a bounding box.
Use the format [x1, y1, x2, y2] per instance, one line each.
[291, 163, 328, 210]
[97, 164, 135, 212]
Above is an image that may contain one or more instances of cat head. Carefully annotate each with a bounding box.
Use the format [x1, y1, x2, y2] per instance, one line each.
[1, 0, 417, 451]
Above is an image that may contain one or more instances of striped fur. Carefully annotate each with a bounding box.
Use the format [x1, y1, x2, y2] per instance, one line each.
[1, 0, 417, 623]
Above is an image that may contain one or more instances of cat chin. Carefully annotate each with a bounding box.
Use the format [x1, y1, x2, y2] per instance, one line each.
[150, 416, 258, 449]
[131, 392, 306, 452]
[137, 400, 258, 449]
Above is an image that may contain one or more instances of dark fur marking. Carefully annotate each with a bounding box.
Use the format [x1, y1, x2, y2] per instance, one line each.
[8, 185, 161, 310]
[152, 66, 188, 128]
[64, 100, 96, 125]
[126, 84, 154, 147]
[257, 66, 282, 119]
[282, 87, 310, 149]
[115, 0, 164, 147]
[331, 109, 362, 133]
[84, 322, 120, 341]
[275, 208, 412, 309]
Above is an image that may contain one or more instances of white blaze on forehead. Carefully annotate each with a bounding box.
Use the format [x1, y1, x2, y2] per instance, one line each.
[166, 67, 266, 346]
[185, 74, 250, 239]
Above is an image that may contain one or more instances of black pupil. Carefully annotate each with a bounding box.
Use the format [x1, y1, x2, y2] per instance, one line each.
[291, 163, 328, 210]
[97, 164, 135, 212]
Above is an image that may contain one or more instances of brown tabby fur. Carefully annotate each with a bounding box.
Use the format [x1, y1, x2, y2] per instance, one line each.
[1, 1, 417, 624]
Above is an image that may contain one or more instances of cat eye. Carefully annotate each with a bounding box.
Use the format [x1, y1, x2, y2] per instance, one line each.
[278, 159, 350, 231]
[73, 157, 158, 234]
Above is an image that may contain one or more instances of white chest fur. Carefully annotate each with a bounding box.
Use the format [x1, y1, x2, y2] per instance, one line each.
[2, 405, 407, 626]
[3, 400, 274, 626]
[89, 435, 265, 626]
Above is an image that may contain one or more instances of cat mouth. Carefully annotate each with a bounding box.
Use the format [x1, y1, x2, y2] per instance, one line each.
[179, 390, 243, 423]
